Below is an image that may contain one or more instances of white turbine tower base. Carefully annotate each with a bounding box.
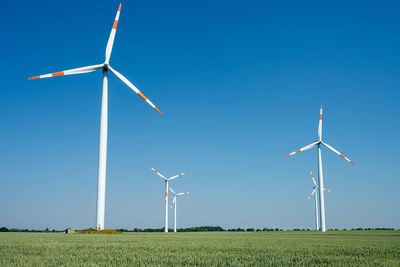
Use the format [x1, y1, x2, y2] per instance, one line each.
[148, 166, 188, 232]
[29, 3, 163, 230]
[286, 105, 354, 232]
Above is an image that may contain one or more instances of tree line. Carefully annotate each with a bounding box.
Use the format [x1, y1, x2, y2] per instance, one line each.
[0, 226, 396, 233]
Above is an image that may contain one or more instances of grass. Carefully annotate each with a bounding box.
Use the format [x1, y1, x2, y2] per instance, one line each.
[0, 231, 399, 266]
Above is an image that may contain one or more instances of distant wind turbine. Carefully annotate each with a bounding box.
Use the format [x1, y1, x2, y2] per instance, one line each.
[169, 185, 191, 233]
[285, 105, 354, 232]
[307, 169, 332, 231]
[29, 3, 163, 230]
[148, 166, 187, 232]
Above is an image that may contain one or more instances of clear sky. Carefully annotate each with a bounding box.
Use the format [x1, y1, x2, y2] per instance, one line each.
[0, 0, 399, 230]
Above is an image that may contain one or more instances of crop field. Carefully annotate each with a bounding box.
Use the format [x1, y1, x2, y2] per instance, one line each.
[0, 231, 399, 266]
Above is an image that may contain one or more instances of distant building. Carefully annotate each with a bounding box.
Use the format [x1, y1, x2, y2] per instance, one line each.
[65, 228, 75, 234]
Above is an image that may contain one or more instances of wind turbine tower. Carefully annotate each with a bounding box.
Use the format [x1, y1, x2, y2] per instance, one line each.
[148, 166, 187, 232]
[285, 105, 354, 232]
[307, 169, 332, 231]
[169, 185, 192, 232]
[29, 4, 163, 230]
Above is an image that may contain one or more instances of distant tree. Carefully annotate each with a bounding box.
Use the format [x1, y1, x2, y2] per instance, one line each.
[178, 226, 224, 232]
[115, 229, 130, 232]
[263, 228, 274, 231]
[0, 227, 9, 232]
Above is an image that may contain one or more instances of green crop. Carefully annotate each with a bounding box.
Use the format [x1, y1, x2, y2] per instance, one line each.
[0, 230, 399, 266]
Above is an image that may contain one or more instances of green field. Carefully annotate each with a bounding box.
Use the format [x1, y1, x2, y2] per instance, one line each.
[0, 231, 399, 266]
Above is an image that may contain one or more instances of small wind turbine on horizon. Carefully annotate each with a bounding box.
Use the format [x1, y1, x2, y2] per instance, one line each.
[307, 169, 332, 231]
[148, 166, 187, 232]
[169, 185, 192, 233]
[285, 105, 355, 232]
[28, 3, 163, 230]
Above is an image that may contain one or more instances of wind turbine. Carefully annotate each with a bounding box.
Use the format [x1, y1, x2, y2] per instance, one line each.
[285, 105, 354, 232]
[307, 169, 332, 231]
[148, 166, 187, 232]
[169, 185, 191, 233]
[28, 4, 163, 230]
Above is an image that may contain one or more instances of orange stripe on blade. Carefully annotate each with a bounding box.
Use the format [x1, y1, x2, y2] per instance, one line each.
[118, 3, 121, 12]
[295, 149, 301, 153]
[320, 114, 322, 120]
[28, 76, 40, 80]
[138, 92, 147, 101]
[52, 71, 64, 77]
[112, 20, 118, 29]
[339, 154, 345, 159]
[154, 106, 163, 115]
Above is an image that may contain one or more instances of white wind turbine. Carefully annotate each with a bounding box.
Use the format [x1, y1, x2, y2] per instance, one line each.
[307, 169, 332, 231]
[285, 105, 354, 232]
[148, 166, 188, 232]
[169, 185, 192, 233]
[29, 3, 163, 230]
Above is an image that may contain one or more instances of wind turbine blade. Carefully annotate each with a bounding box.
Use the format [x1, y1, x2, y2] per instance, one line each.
[170, 196, 176, 209]
[307, 188, 317, 201]
[168, 185, 176, 195]
[177, 192, 192, 196]
[105, 3, 121, 64]
[321, 141, 355, 165]
[310, 169, 317, 187]
[28, 64, 104, 80]
[318, 104, 323, 140]
[324, 188, 333, 192]
[168, 172, 188, 181]
[108, 66, 163, 114]
[148, 165, 167, 180]
[285, 142, 318, 157]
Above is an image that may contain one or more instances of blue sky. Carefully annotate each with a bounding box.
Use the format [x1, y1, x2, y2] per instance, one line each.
[0, 0, 399, 230]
